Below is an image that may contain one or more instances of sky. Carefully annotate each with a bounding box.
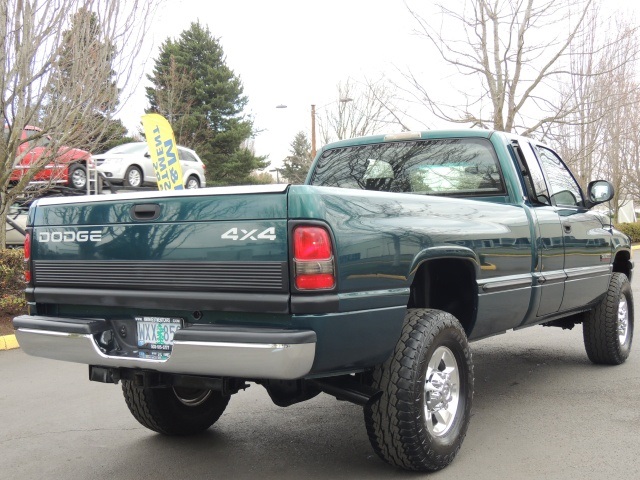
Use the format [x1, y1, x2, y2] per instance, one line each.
[117, 0, 640, 172]
[117, 0, 425, 169]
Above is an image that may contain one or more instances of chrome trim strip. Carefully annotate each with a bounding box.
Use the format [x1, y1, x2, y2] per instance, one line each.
[534, 270, 566, 285]
[16, 328, 315, 380]
[478, 274, 532, 293]
[564, 265, 612, 281]
[173, 341, 293, 349]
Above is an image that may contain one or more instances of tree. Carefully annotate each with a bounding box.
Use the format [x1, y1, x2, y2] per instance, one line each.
[545, 10, 640, 221]
[89, 117, 134, 154]
[247, 171, 275, 185]
[146, 22, 267, 186]
[282, 132, 312, 184]
[402, 0, 628, 135]
[318, 78, 407, 146]
[0, 0, 156, 248]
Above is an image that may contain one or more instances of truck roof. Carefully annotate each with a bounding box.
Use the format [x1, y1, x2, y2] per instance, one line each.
[320, 129, 497, 150]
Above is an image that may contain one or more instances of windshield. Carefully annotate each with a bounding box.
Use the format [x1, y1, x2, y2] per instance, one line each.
[310, 138, 506, 197]
[106, 143, 148, 155]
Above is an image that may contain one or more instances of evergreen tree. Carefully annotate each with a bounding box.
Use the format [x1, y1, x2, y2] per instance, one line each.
[45, 7, 125, 151]
[282, 131, 312, 184]
[146, 22, 267, 185]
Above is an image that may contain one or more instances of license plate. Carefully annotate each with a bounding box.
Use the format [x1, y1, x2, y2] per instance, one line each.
[135, 316, 182, 353]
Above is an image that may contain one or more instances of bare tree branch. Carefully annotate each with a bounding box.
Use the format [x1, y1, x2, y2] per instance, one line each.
[0, 0, 158, 247]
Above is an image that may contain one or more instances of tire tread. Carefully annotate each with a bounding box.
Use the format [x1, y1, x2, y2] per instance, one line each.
[121, 381, 229, 435]
[364, 309, 473, 471]
[583, 272, 633, 365]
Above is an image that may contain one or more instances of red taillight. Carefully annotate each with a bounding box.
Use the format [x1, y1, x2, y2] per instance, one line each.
[294, 227, 332, 260]
[24, 232, 31, 283]
[295, 273, 335, 290]
[24, 232, 31, 260]
[293, 226, 335, 290]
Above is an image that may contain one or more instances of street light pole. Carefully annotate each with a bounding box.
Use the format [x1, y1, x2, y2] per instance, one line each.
[269, 168, 281, 183]
[310, 98, 352, 159]
[311, 104, 317, 159]
[278, 98, 352, 160]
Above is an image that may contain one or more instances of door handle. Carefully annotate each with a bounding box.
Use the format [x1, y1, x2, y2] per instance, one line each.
[563, 223, 572, 234]
[130, 203, 161, 221]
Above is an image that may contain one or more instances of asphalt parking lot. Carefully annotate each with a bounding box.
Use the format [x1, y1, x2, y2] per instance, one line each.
[1, 265, 639, 479]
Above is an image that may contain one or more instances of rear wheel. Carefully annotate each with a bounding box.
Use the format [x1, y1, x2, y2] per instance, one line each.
[364, 309, 473, 471]
[121, 381, 230, 435]
[124, 166, 143, 187]
[68, 163, 87, 189]
[583, 272, 634, 365]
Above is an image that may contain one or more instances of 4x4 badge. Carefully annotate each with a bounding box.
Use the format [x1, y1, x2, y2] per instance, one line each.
[221, 227, 276, 241]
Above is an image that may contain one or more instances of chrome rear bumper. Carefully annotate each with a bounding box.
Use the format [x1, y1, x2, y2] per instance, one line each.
[13, 315, 316, 380]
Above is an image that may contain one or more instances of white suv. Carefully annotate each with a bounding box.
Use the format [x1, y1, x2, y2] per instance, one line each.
[94, 142, 206, 189]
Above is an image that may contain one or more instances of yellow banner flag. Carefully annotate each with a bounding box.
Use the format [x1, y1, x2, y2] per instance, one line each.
[141, 113, 184, 190]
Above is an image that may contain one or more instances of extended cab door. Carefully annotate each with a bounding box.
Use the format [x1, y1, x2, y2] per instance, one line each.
[533, 145, 612, 312]
[513, 140, 566, 318]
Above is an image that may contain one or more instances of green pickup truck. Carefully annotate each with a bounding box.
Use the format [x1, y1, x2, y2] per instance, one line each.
[14, 129, 634, 472]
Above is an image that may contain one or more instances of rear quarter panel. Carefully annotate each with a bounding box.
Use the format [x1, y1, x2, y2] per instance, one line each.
[288, 185, 535, 340]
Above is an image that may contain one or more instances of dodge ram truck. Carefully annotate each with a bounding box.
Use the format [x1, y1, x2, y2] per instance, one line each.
[14, 129, 634, 472]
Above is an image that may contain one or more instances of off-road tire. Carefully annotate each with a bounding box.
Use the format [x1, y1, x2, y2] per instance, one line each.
[364, 309, 473, 472]
[121, 381, 230, 435]
[583, 272, 633, 365]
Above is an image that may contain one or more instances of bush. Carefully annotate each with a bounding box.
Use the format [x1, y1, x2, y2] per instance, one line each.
[0, 248, 25, 294]
[615, 223, 640, 243]
[0, 248, 26, 315]
[0, 294, 26, 315]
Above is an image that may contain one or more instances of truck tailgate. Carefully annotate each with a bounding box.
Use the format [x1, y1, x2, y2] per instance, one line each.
[27, 185, 290, 308]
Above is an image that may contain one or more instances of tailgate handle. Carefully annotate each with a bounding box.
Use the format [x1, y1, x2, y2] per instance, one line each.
[130, 203, 161, 221]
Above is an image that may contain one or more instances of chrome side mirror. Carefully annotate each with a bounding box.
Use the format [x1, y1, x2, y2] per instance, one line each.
[586, 180, 614, 207]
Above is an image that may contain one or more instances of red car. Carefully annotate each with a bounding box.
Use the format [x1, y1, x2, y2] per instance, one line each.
[9, 125, 93, 189]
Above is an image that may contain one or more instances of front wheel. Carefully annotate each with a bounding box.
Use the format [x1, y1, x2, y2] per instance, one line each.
[124, 166, 143, 187]
[121, 381, 230, 435]
[364, 309, 474, 472]
[583, 272, 634, 365]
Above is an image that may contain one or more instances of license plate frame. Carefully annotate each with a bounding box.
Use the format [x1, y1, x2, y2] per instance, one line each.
[135, 316, 183, 355]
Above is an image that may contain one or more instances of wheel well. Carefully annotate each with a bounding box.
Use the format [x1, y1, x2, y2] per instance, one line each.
[408, 258, 477, 335]
[613, 250, 633, 281]
[68, 160, 86, 169]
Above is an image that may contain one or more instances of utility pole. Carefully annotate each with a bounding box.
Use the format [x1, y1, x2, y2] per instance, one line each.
[311, 104, 317, 159]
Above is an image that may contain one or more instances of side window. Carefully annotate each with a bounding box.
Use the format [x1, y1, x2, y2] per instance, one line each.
[536, 146, 582, 207]
[179, 148, 195, 162]
[25, 129, 50, 147]
[512, 140, 551, 206]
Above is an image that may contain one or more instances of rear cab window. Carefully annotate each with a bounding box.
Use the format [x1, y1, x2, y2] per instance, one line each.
[310, 138, 506, 198]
